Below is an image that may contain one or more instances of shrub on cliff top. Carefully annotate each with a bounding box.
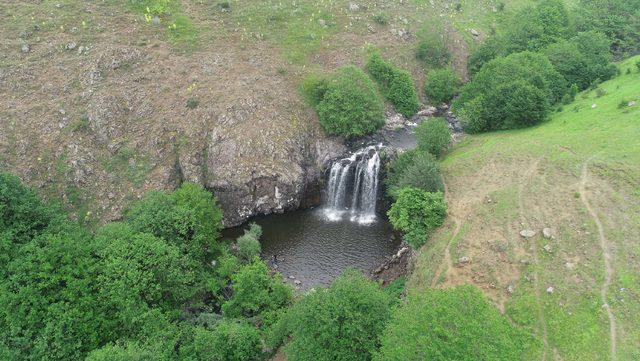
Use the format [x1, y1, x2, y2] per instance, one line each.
[424, 67, 461, 105]
[305, 66, 385, 138]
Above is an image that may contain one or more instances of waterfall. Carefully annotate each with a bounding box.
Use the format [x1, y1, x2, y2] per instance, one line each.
[323, 146, 381, 224]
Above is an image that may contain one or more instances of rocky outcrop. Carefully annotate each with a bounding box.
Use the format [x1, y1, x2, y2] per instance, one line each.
[0, 38, 346, 227]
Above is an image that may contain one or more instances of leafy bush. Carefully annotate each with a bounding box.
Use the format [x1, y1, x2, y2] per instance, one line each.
[94, 224, 198, 312]
[545, 32, 617, 90]
[285, 270, 392, 361]
[424, 68, 461, 104]
[375, 286, 542, 360]
[0, 173, 66, 276]
[468, 37, 505, 78]
[307, 66, 385, 138]
[236, 234, 261, 263]
[454, 52, 564, 132]
[503, 0, 570, 53]
[222, 259, 292, 318]
[125, 182, 224, 264]
[482, 80, 550, 129]
[0, 233, 108, 360]
[386, 150, 444, 198]
[366, 52, 419, 117]
[415, 118, 452, 157]
[387, 188, 447, 248]
[188, 321, 263, 361]
[575, 0, 640, 58]
[416, 24, 451, 67]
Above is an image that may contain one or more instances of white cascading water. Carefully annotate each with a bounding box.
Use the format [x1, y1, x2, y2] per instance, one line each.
[323, 146, 381, 224]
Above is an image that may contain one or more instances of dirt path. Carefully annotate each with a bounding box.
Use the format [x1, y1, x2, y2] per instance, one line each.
[431, 178, 462, 287]
[579, 162, 617, 361]
[517, 159, 549, 361]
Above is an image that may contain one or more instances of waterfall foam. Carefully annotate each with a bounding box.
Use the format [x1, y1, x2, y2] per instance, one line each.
[323, 146, 381, 224]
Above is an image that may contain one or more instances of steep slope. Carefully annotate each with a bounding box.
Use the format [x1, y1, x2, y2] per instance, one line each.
[409, 57, 640, 360]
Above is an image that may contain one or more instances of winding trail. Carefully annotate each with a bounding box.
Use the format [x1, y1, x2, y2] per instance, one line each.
[579, 162, 617, 361]
[517, 159, 549, 361]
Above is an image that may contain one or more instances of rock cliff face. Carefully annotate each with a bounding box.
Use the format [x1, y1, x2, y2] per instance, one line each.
[0, 39, 345, 226]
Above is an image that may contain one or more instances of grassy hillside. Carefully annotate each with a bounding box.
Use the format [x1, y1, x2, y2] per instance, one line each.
[409, 56, 640, 360]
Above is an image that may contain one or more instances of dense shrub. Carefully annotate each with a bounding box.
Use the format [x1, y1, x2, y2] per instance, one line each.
[454, 52, 565, 132]
[468, 37, 505, 78]
[0, 173, 69, 277]
[188, 321, 263, 361]
[416, 24, 451, 67]
[575, 0, 640, 58]
[424, 68, 461, 104]
[503, 0, 570, 54]
[375, 286, 541, 360]
[482, 80, 551, 129]
[306, 66, 385, 138]
[386, 150, 444, 198]
[467, 0, 571, 74]
[415, 118, 452, 157]
[222, 259, 292, 318]
[366, 52, 419, 117]
[0, 233, 108, 360]
[94, 223, 198, 313]
[545, 32, 617, 90]
[237, 234, 261, 263]
[236, 222, 262, 263]
[125, 182, 224, 264]
[285, 270, 392, 361]
[387, 188, 447, 248]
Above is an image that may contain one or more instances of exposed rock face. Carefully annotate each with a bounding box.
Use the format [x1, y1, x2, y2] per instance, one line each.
[1, 40, 346, 227]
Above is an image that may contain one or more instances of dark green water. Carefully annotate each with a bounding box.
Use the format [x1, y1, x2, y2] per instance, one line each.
[224, 207, 399, 288]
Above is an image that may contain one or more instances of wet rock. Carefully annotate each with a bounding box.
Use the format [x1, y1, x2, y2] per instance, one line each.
[288, 275, 295, 279]
[543, 227, 553, 239]
[294, 280, 302, 285]
[520, 229, 536, 238]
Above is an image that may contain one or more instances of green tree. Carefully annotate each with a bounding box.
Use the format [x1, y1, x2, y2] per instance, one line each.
[366, 52, 419, 117]
[575, 0, 640, 58]
[387, 188, 447, 248]
[386, 150, 444, 198]
[0, 173, 68, 277]
[222, 259, 292, 318]
[310, 66, 385, 138]
[94, 223, 198, 313]
[236, 234, 261, 263]
[455, 52, 565, 132]
[424, 68, 461, 104]
[187, 321, 263, 361]
[125, 182, 223, 264]
[503, 0, 571, 53]
[0, 233, 108, 360]
[415, 118, 452, 157]
[285, 270, 392, 361]
[375, 286, 542, 360]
